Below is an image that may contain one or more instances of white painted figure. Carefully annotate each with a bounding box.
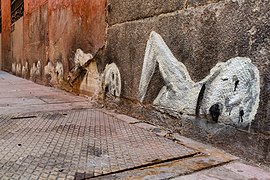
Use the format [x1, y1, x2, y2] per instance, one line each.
[44, 61, 54, 77]
[12, 63, 16, 74]
[22, 62, 29, 78]
[44, 61, 64, 83]
[36, 61, 41, 76]
[55, 61, 64, 81]
[30, 61, 42, 80]
[16, 63, 22, 75]
[139, 31, 260, 127]
[103, 63, 121, 97]
[74, 49, 93, 67]
[30, 63, 37, 78]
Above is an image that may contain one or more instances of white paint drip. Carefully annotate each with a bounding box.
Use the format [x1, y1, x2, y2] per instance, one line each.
[22, 62, 29, 78]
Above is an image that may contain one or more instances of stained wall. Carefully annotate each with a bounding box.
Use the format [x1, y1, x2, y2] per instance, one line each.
[47, 0, 106, 81]
[7, 0, 106, 95]
[1, 0, 12, 71]
[11, 18, 24, 76]
[103, 0, 270, 164]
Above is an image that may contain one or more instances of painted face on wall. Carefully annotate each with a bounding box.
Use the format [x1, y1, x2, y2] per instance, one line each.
[200, 58, 260, 126]
[139, 31, 260, 127]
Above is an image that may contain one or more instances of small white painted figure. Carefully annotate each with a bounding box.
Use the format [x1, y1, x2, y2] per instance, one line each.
[16, 63, 22, 75]
[103, 63, 121, 97]
[12, 63, 16, 74]
[55, 61, 64, 81]
[22, 62, 29, 78]
[139, 31, 260, 127]
[36, 61, 41, 76]
[74, 49, 93, 67]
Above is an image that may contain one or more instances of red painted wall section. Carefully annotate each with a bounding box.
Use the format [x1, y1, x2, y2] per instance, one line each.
[20, 0, 106, 86]
[49, 0, 71, 10]
[23, 1, 49, 83]
[47, 0, 106, 78]
[25, 0, 48, 14]
[1, 0, 12, 71]
[71, 0, 106, 54]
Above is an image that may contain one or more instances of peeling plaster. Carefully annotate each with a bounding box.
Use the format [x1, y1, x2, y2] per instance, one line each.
[69, 49, 101, 98]
[74, 49, 93, 67]
[80, 61, 101, 98]
[139, 31, 260, 127]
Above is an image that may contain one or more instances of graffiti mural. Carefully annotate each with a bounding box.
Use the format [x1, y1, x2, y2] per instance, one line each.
[103, 63, 121, 97]
[73, 49, 100, 98]
[22, 62, 29, 78]
[74, 49, 93, 67]
[30, 61, 41, 80]
[139, 31, 260, 127]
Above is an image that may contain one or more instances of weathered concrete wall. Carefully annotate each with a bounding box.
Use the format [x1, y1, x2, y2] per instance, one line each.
[103, 0, 270, 164]
[1, 0, 12, 71]
[0, 34, 2, 69]
[23, 1, 48, 83]
[8, 0, 106, 96]
[46, 0, 106, 89]
[24, 0, 48, 14]
[11, 18, 24, 76]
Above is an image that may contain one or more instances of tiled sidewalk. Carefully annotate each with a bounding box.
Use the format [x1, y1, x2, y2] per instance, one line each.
[0, 109, 197, 179]
[0, 71, 92, 115]
[0, 72, 198, 179]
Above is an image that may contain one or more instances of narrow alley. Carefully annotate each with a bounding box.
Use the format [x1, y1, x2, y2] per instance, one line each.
[1, 0, 270, 179]
[0, 71, 270, 179]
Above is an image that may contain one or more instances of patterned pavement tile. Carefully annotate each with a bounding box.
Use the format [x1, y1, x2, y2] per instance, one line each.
[0, 109, 197, 179]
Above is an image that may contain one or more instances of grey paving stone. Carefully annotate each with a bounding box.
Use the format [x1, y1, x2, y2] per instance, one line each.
[173, 162, 270, 180]
[0, 109, 196, 178]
